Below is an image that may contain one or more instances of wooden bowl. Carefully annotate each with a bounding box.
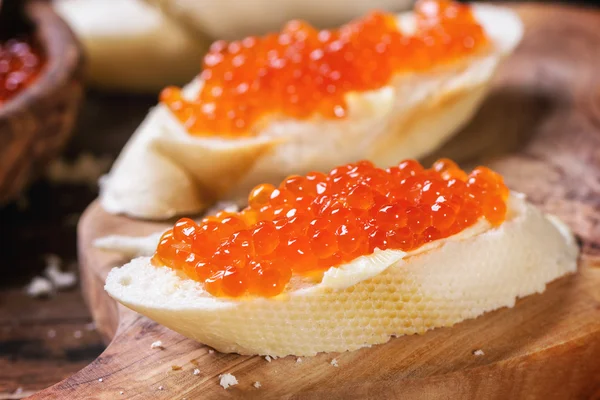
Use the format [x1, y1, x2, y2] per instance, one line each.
[0, 0, 84, 205]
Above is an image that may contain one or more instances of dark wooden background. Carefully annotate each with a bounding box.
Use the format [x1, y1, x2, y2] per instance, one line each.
[0, 92, 155, 398]
[1, 1, 599, 398]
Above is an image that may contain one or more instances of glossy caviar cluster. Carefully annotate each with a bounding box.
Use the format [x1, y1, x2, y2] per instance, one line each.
[153, 159, 509, 298]
[0, 39, 44, 104]
[160, 0, 488, 136]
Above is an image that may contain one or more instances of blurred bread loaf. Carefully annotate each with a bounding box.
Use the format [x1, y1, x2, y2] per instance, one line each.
[143, 0, 415, 40]
[54, 0, 209, 92]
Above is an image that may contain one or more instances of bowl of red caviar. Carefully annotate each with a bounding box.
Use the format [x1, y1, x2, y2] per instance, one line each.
[0, 0, 84, 204]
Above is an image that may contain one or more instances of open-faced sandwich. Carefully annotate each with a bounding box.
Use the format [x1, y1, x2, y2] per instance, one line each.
[99, 0, 523, 219]
[105, 158, 578, 357]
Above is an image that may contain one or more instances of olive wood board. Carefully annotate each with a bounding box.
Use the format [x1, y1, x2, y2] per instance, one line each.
[32, 3, 600, 399]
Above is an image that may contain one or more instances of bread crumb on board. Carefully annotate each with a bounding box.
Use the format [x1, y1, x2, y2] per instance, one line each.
[264, 355, 272, 362]
[25, 276, 53, 298]
[151, 340, 163, 349]
[25, 255, 79, 298]
[193, 368, 201, 376]
[171, 365, 182, 371]
[45, 263, 77, 289]
[208, 349, 215, 354]
[330, 358, 339, 367]
[253, 381, 261, 389]
[219, 373, 238, 389]
[473, 349, 485, 356]
[98, 378, 103, 382]
[296, 358, 302, 363]
[44, 254, 77, 289]
[158, 385, 164, 390]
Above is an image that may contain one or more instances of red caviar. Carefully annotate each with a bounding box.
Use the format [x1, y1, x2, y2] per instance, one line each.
[160, 0, 488, 136]
[152, 158, 509, 298]
[0, 38, 44, 104]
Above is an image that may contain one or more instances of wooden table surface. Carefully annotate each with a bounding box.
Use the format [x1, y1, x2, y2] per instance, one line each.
[0, 91, 156, 398]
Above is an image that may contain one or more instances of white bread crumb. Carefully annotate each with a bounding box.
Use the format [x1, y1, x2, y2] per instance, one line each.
[158, 385, 164, 390]
[119, 391, 124, 395]
[219, 373, 238, 389]
[98, 378, 103, 382]
[253, 381, 261, 389]
[296, 358, 302, 363]
[151, 340, 163, 349]
[44, 255, 77, 290]
[264, 355, 272, 362]
[10, 388, 36, 398]
[473, 349, 485, 356]
[73, 330, 82, 339]
[25, 256, 77, 298]
[45, 265, 77, 289]
[208, 349, 215, 354]
[330, 358, 339, 367]
[25, 276, 53, 298]
[193, 368, 200, 376]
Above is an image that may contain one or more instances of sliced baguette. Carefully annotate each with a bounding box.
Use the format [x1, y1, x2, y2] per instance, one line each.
[100, 5, 523, 219]
[143, 0, 414, 40]
[105, 194, 578, 356]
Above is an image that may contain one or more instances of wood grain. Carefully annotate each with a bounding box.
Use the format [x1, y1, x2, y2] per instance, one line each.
[33, 3, 600, 399]
[0, 0, 84, 205]
[0, 290, 103, 396]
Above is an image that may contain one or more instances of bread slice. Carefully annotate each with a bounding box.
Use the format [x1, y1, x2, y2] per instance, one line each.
[100, 4, 523, 219]
[105, 194, 578, 356]
[54, 0, 209, 92]
[142, 0, 414, 40]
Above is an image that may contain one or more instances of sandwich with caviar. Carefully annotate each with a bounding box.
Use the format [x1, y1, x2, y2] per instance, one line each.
[105, 159, 578, 356]
[100, 0, 523, 219]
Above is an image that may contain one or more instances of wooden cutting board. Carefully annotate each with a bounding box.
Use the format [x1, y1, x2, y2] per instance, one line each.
[32, 3, 600, 399]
